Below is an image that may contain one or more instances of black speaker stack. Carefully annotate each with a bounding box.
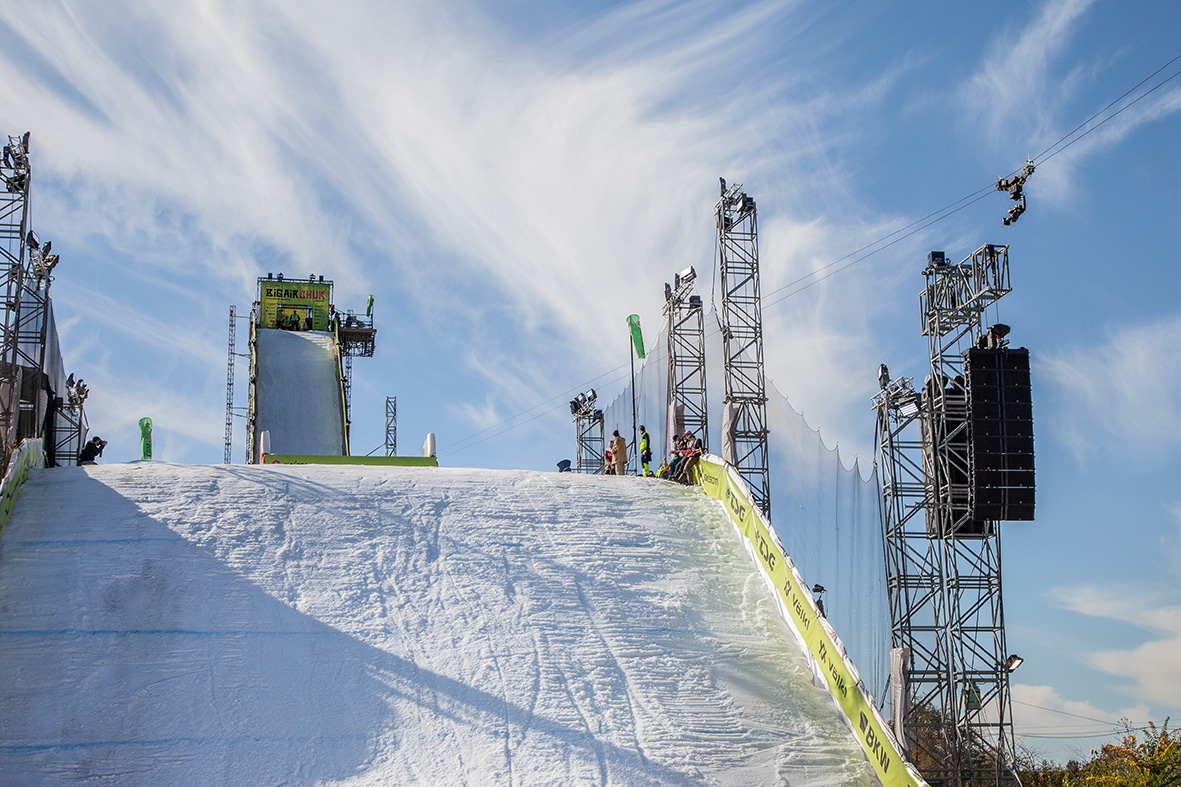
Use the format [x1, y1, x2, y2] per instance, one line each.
[965, 347, 1035, 521]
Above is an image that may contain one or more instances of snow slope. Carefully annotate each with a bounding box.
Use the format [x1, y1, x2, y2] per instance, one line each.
[254, 329, 345, 456]
[0, 462, 873, 785]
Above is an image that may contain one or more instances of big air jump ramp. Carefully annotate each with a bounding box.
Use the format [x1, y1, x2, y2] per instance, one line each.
[0, 462, 879, 785]
[252, 328, 347, 457]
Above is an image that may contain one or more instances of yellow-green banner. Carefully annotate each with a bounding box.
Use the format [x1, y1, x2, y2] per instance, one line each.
[0, 439, 45, 540]
[257, 278, 333, 331]
[693, 457, 928, 787]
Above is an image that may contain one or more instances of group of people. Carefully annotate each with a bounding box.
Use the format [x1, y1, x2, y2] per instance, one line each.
[603, 425, 703, 484]
[277, 309, 311, 331]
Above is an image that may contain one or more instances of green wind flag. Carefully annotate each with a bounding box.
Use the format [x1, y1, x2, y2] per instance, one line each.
[139, 417, 153, 461]
[627, 314, 645, 359]
[366, 294, 375, 318]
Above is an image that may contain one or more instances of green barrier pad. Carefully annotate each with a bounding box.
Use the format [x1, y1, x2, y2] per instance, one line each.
[262, 453, 438, 467]
[692, 457, 927, 787]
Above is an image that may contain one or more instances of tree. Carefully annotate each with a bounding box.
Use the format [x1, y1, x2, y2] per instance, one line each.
[1081, 718, 1181, 786]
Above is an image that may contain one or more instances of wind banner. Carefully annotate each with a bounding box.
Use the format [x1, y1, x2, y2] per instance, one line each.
[692, 456, 928, 787]
[627, 314, 645, 360]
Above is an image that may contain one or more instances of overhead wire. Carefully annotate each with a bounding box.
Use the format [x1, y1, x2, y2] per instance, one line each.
[440, 50, 1181, 455]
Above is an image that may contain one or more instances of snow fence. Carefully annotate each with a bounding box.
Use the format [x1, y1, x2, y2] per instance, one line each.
[691, 454, 928, 787]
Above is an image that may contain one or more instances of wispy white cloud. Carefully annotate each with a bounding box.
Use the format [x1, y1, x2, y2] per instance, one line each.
[1039, 314, 1181, 462]
[959, 0, 1096, 146]
[1011, 682, 1149, 762]
[1049, 583, 1181, 712]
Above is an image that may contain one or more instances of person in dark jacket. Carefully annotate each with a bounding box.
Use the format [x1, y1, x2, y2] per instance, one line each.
[79, 436, 107, 465]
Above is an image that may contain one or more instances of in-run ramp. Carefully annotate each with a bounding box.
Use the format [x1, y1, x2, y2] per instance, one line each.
[254, 328, 346, 457]
[0, 462, 875, 785]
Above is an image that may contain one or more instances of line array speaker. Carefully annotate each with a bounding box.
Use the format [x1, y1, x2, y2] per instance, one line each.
[965, 347, 1035, 521]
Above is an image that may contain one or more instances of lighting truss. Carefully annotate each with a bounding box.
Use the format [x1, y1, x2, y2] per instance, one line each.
[0, 132, 53, 471]
[385, 396, 397, 457]
[664, 269, 707, 454]
[570, 391, 604, 474]
[225, 306, 236, 463]
[874, 244, 1019, 786]
[716, 180, 771, 518]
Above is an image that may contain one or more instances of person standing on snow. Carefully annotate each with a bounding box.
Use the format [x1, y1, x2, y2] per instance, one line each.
[638, 425, 653, 477]
[609, 430, 628, 477]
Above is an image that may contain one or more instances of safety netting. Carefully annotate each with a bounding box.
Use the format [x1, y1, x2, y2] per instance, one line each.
[600, 313, 889, 706]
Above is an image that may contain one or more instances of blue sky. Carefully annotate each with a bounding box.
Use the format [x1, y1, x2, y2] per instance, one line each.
[1, 0, 1179, 765]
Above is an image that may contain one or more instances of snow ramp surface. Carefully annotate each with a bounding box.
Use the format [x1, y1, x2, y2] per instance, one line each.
[254, 328, 346, 456]
[0, 463, 874, 785]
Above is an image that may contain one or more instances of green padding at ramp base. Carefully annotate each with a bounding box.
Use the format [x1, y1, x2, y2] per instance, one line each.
[690, 456, 928, 787]
[262, 453, 438, 467]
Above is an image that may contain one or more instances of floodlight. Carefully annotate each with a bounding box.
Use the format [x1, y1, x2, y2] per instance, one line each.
[665, 283, 672, 301]
[898, 393, 920, 418]
[878, 363, 890, 390]
[678, 266, 696, 286]
[569, 400, 580, 416]
[688, 295, 702, 307]
[1005, 654, 1023, 673]
[990, 323, 1010, 339]
[25, 231, 39, 250]
[586, 389, 596, 405]
[812, 584, 825, 594]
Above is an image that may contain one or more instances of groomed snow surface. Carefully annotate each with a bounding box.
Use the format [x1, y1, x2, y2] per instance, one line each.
[254, 328, 346, 456]
[0, 462, 873, 785]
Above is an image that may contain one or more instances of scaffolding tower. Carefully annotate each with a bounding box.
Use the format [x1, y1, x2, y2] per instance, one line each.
[664, 266, 708, 456]
[385, 396, 397, 456]
[570, 390, 604, 474]
[716, 179, 771, 519]
[874, 245, 1024, 786]
[0, 132, 36, 466]
[225, 306, 236, 463]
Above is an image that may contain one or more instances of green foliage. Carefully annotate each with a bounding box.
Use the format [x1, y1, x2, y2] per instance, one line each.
[1013, 720, 1181, 787]
[1079, 718, 1181, 786]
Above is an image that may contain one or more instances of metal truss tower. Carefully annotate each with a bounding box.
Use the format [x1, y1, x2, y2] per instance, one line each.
[570, 390, 604, 474]
[716, 179, 771, 519]
[664, 266, 708, 455]
[385, 396, 397, 456]
[225, 306, 236, 463]
[874, 245, 1021, 786]
[0, 132, 36, 464]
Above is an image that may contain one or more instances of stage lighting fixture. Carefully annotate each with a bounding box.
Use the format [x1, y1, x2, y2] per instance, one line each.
[665, 283, 672, 301]
[898, 393, 920, 418]
[812, 584, 825, 594]
[1005, 654, 1023, 673]
[688, 295, 702, 307]
[25, 231, 39, 250]
[878, 364, 890, 390]
[990, 323, 1010, 339]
